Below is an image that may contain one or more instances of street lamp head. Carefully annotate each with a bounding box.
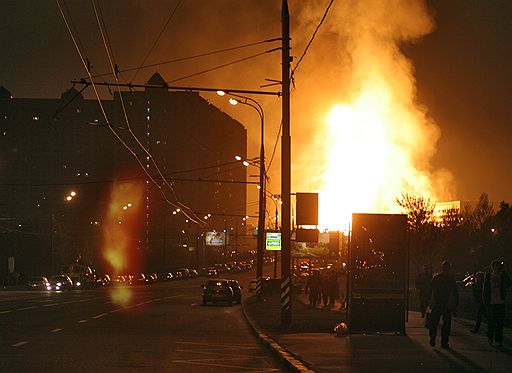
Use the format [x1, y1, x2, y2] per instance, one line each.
[235, 155, 242, 161]
[216, 90, 226, 96]
[229, 98, 238, 105]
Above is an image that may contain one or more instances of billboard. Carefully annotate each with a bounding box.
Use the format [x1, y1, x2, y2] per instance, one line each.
[205, 231, 227, 246]
[266, 232, 282, 251]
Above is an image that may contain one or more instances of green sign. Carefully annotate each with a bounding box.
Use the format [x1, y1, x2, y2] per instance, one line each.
[266, 232, 282, 251]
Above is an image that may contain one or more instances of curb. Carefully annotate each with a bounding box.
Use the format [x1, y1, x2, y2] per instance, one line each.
[241, 300, 316, 373]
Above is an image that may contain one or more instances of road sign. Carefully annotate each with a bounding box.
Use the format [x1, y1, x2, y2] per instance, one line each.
[265, 232, 282, 251]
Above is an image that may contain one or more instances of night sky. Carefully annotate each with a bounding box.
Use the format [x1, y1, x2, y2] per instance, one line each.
[1, 0, 511, 205]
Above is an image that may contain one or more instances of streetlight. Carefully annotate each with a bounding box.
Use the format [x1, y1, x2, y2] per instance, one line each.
[218, 91, 266, 297]
[51, 190, 78, 274]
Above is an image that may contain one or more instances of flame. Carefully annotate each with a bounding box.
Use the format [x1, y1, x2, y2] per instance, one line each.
[303, 0, 453, 230]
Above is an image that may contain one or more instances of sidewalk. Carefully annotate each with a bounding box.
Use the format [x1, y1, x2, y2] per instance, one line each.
[243, 292, 512, 373]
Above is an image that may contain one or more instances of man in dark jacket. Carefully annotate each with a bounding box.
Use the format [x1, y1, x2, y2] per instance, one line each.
[469, 272, 486, 333]
[428, 261, 459, 349]
[483, 260, 511, 347]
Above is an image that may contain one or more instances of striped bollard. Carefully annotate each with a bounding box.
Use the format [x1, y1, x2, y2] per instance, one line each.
[281, 275, 291, 323]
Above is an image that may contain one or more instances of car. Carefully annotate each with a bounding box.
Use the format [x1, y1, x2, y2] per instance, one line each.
[201, 279, 234, 306]
[27, 276, 49, 290]
[47, 275, 73, 291]
[95, 274, 111, 287]
[227, 280, 242, 304]
[161, 272, 174, 281]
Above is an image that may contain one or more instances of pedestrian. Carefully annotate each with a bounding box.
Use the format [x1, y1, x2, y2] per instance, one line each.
[469, 271, 486, 333]
[428, 261, 459, 349]
[415, 265, 432, 317]
[307, 271, 321, 307]
[482, 260, 512, 347]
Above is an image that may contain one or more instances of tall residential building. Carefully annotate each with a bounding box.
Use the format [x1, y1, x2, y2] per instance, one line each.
[0, 73, 247, 276]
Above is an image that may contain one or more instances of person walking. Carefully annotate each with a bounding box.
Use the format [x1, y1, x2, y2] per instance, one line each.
[428, 261, 459, 349]
[469, 271, 486, 333]
[483, 260, 511, 347]
[415, 265, 432, 317]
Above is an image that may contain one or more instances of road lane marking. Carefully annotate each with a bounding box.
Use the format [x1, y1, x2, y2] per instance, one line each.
[0, 310, 13, 314]
[78, 319, 88, 323]
[12, 341, 29, 347]
[171, 359, 278, 371]
[16, 306, 38, 311]
[43, 303, 58, 307]
[92, 313, 108, 319]
[109, 309, 122, 313]
[136, 302, 145, 306]
[51, 328, 62, 333]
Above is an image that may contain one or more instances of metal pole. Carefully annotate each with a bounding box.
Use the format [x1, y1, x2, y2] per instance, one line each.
[274, 201, 278, 278]
[281, 0, 292, 326]
[256, 108, 265, 299]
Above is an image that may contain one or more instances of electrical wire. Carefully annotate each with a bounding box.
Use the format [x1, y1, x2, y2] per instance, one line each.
[86, 38, 280, 80]
[290, 0, 334, 81]
[130, 0, 182, 84]
[91, 0, 206, 226]
[266, 120, 282, 174]
[57, 0, 205, 229]
[167, 48, 280, 84]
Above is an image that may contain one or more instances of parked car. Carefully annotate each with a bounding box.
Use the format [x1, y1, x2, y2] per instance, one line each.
[162, 272, 174, 281]
[201, 279, 234, 306]
[95, 274, 111, 287]
[27, 276, 49, 290]
[47, 275, 73, 291]
[228, 280, 242, 304]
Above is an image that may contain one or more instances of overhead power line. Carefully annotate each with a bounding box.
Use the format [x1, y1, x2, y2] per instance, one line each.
[130, 0, 183, 83]
[86, 38, 281, 81]
[290, 0, 334, 82]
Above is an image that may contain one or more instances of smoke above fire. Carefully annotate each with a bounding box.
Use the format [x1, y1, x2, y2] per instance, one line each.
[292, 0, 454, 230]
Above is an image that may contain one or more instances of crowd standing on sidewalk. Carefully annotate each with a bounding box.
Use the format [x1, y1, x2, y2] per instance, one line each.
[305, 268, 346, 309]
[426, 258, 511, 350]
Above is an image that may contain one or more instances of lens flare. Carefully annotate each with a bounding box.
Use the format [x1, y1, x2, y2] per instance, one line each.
[102, 181, 144, 305]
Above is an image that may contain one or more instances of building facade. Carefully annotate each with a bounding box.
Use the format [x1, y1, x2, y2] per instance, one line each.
[0, 73, 248, 277]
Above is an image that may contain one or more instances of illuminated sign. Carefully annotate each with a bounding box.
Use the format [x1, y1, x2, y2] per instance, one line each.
[205, 232, 227, 246]
[266, 232, 282, 251]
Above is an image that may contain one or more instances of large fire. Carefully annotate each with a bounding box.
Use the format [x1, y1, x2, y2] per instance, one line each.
[301, 0, 453, 231]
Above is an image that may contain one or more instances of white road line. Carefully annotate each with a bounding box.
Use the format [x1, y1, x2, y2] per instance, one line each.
[0, 310, 13, 314]
[135, 302, 145, 306]
[109, 309, 122, 313]
[43, 303, 58, 307]
[92, 313, 108, 319]
[12, 341, 29, 347]
[51, 328, 62, 333]
[78, 319, 88, 323]
[16, 306, 38, 311]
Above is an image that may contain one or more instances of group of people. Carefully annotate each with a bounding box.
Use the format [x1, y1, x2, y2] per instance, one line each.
[416, 259, 511, 349]
[306, 269, 346, 309]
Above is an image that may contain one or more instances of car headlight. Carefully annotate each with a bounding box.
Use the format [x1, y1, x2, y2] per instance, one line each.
[46, 286, 51, 290]
[56, 286, 60, 290]
[57, 282, 62, 286]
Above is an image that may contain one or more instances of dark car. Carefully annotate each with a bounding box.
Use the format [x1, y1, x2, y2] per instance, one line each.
[201, 279, 234, 306]
[228, 280, 242, 304]
[27, 276, 49, 290]
[47, 275, 73, 291]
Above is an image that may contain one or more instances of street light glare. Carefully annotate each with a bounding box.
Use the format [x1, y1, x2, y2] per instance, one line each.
[235, 155, 242, 161]
[243, 161, 250, 166]
[216, 90, 225, 96]
[70, 191, 76, 197]
[229, 98, 238, 105]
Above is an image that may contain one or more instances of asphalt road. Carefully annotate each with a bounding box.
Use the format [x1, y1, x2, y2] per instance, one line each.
[0, 274, 286, 372]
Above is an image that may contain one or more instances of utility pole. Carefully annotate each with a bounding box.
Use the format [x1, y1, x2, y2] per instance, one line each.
[281, 0, 292, 327]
